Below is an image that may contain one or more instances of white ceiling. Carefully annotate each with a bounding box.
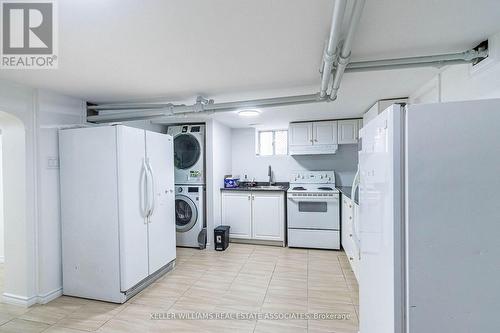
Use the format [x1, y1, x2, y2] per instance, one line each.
[1, 0, 499, 127]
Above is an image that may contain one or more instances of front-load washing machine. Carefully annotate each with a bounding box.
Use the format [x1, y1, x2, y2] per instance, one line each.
[175, 185, 204, 247]
[167, 124, 205, 184]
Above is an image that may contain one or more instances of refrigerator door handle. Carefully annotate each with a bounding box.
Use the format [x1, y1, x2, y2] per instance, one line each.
[141, 159, 149, 222]
[145, 158, 156, 221]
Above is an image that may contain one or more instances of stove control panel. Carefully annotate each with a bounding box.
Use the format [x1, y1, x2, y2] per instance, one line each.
[290, 171, 335, 184]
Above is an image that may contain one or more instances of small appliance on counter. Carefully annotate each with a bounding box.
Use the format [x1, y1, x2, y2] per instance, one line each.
[214, 225, 230, 251]
[224, 175, 240, 188]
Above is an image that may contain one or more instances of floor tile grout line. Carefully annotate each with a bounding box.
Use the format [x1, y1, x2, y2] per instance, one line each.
[337, 254, 359, 322]
[306, 248, 309, 332]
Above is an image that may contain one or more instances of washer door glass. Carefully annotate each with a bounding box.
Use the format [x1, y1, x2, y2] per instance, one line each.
[174, 134, 201, 170]
[175, 196, 198, 232]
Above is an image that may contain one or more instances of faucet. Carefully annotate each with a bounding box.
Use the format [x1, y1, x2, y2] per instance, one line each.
[268, 165, 274, 185]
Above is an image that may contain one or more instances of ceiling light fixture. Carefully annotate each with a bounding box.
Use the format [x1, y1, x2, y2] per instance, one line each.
[237, 109, 261, 117]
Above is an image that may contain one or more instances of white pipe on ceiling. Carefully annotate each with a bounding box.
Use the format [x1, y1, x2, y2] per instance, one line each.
[87, 93, 324, 123]
[329, 0, 366, 101]
[344, 49, 489, 72]
[319, 0, 347, 98]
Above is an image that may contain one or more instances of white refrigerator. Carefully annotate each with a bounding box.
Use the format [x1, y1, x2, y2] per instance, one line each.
[358, 100, 500, 333]
[59, 125, 176, 303]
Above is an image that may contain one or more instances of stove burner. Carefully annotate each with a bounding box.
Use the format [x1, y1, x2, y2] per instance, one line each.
[292, 187, 306, 191]
[317, 187, 333, 191]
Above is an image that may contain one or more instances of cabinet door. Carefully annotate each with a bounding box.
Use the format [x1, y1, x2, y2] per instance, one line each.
[252, 192, 284, 241]
[338, 120, 359, 144]
[289, 122, 313, 146]
[341, 195, 351, 247]
[221, 192, 252, 239]
[313, 121, 338, 145]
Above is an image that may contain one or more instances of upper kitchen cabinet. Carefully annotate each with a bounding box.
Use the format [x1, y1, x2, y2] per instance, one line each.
[338, 119, 359, 144]
[289, 122, 313, 146]
[313, 121, 338, 145]
[289, 121, 338, 155]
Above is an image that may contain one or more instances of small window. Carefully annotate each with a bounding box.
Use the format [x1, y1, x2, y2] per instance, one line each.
[257, 130, 288, 156]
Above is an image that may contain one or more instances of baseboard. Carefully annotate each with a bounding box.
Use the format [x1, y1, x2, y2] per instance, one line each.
[2, 288, 63, 307]
[37, 288, 63, 304]
[2, 293, 38, 307]
[230, 238, 285, 247]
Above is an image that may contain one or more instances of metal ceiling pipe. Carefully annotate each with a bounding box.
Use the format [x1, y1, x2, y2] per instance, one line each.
[344, 49, 489, 72]
[87, 103, 170, 111]
[329, 0, 366, 101]
[319, 0, 347, 98]
[87, 93, 323, 123]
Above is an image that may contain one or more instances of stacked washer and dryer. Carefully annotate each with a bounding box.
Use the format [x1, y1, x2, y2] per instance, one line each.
[167, 124, 206, 248]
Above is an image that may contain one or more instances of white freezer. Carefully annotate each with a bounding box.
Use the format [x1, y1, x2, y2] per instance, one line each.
[359, 100, 500, 333]
[60, 125, 176, 303]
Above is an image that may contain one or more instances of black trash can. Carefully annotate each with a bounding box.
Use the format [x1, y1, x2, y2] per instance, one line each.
[214, 225, 230, 251]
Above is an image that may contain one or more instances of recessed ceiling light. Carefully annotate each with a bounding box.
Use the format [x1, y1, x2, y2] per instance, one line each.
[238, 109, 261, 117]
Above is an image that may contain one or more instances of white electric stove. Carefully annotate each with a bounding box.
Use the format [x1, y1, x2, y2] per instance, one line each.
[287, 171, 340, 250]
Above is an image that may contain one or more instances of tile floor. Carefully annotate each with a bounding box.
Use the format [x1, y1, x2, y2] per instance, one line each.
[0, 244, 358, 332]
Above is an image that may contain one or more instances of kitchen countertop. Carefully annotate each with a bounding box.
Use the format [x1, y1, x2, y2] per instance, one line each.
[336, 186, 359, 205]
[221, 182, 289, 192]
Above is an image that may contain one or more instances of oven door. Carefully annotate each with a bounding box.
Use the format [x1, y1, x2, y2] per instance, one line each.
[287, 194, 340, 230]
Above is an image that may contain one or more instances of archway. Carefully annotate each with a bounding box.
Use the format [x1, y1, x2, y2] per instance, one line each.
[0, 111, 33, 305]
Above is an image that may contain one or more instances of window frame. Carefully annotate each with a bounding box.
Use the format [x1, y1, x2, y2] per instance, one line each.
[256, 129, 288, 156]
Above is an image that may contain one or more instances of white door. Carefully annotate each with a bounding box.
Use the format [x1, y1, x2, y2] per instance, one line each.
[338, 120, 359, 144]
[252, 192, 284, 241]
[146, 131, 176, 274]
[289, 122, 313, 146]
[313, 121, 338, 145]
[221, 192, 252, 239]
[116, 126, 149, 292]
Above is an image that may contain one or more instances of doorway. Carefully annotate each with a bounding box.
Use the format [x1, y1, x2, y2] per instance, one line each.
[0, 110, 31, 305]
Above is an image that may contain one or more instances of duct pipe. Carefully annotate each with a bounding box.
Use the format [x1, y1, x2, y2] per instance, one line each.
[319, 0, 347, 98]
[87, 93, 323, 123]
[329, 0, 366, 101]
[344, 49, 488, 72]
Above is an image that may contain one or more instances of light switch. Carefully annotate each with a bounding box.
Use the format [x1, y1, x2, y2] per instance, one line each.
[47, 157, 59, 169]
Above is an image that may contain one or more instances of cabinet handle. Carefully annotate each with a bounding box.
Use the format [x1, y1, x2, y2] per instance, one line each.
[314, 139, 318, 142]
[349, 216, 352, 220]
[349, 257, 354, 261]
[248, 195, 251, 200]
[252, 196, 255, 200]
[349, 234, 353, 237]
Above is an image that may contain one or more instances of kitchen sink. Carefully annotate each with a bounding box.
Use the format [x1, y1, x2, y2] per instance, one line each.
[252, 185, 285, 190]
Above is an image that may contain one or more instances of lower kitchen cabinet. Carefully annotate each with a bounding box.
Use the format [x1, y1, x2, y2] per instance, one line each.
[252, 192, 284, 241]
[341, 194, 359, 281]
[221, 191, 252, 239]
[221, 190, 285, 245]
